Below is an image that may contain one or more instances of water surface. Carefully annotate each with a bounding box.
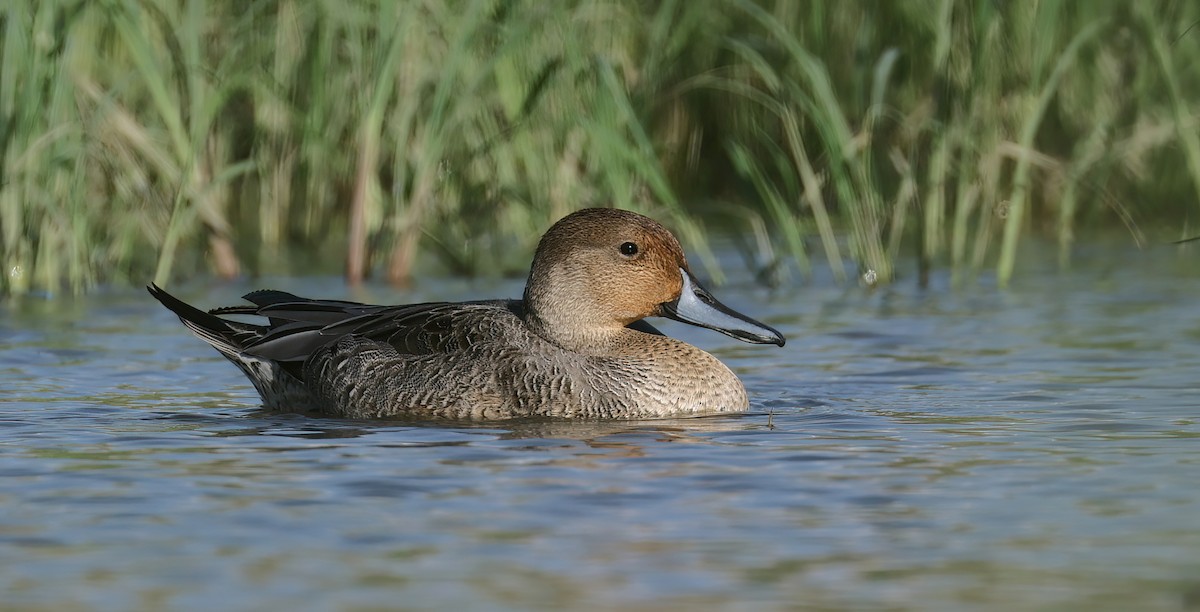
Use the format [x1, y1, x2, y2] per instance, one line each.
[2, 245, 1198, 610]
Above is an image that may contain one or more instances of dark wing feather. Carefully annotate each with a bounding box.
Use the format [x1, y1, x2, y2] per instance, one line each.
[214, 292, 391, 327]
[244, 300, 518, 363]
[152, 284, 528, 383]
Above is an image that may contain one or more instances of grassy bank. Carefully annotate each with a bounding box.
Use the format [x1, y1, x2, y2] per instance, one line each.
[2, 0, 1198, 296]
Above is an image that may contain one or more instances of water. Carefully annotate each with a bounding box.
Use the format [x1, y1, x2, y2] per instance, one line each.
[2, 244, 1198, 611]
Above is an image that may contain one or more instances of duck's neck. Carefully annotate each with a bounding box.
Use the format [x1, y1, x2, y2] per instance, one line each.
[523, 287, 627, 356]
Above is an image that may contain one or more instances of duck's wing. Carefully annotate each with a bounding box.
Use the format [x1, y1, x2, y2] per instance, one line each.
[151, 283, 513, 364]
[211, 289, 392, 326]
[242, 300, 518, 363]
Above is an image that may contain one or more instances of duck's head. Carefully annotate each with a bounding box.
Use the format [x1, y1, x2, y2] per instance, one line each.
[523, 208, 785, 352]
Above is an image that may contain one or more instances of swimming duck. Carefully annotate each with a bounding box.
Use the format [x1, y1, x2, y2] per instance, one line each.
[149, 208, 784, 419]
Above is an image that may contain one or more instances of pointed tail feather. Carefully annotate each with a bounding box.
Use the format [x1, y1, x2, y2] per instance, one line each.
[147, 284, 256, 357]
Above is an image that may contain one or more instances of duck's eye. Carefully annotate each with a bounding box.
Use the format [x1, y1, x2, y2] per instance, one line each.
[619, 242, 639, 257]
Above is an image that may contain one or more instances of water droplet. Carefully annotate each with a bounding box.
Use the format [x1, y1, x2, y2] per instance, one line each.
[862, 269, 877, 286]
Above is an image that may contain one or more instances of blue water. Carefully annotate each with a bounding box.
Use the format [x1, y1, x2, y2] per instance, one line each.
[2, 244, 1198, 610]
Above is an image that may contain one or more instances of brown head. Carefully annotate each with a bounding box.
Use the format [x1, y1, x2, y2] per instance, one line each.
[523, 208, 785, 353]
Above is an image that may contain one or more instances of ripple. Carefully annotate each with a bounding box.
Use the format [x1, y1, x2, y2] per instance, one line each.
[1, 252, 1199, 609]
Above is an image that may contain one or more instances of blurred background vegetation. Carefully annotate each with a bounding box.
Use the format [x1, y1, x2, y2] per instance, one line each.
[2, 0, 1198, 297]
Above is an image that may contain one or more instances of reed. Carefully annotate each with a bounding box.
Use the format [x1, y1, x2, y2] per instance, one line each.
[2, 0, 1197, 296]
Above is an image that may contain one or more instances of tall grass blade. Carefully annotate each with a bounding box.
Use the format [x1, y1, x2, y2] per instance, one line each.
[997, 18, 1107, 287]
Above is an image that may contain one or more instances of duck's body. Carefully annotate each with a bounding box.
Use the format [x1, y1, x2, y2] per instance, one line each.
[151, 209, 784, 420]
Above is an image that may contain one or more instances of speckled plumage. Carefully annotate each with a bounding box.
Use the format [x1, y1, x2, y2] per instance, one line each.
[150, 208, 784, 420]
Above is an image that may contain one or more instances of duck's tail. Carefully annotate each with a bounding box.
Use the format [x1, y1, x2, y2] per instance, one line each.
[147, 283, 263, 359]
[148, 283, 322, 411]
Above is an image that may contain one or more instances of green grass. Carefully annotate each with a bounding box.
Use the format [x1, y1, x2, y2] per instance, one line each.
[2, 0, 1198, 296]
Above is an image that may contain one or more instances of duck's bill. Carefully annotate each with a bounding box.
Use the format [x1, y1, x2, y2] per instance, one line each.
[659, 268, 786, 347]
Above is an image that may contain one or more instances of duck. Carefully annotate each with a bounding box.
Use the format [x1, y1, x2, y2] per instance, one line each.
[149, 208, 785, 419]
